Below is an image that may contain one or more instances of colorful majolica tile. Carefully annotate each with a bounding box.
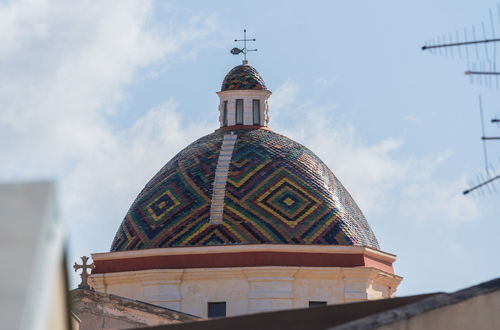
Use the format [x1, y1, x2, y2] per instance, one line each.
[111, 129, 379, 251]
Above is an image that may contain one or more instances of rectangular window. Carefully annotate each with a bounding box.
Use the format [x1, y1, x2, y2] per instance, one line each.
[236, 99, 244, 125]
[309, 301, 327, 308]
[252, 99, 261, 125]
[208, 302, 226, 318]
[223, 101, 228, 126]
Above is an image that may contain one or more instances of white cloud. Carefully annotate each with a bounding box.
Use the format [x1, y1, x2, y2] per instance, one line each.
[0, 0, 216, 274]
[0, 1, 481, 291]
[63, 101, 212, 227]
[270, 81, 479, 223]
[268, 79, 298, 117]
[403, 114, 422, 124]
[315, 76, 338, 87]
[0, 0, 215, 181]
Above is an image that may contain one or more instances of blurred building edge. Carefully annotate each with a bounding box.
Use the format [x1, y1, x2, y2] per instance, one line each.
[140, 277, 500, 330]
[70, 289, 200, 328]
[0, 181, 78, 330]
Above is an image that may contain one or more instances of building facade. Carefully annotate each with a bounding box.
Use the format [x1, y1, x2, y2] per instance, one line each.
[88, 62, 402, 318]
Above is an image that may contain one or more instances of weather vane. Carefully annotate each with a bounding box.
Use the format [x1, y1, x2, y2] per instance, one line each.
[231, 29, 257, 65]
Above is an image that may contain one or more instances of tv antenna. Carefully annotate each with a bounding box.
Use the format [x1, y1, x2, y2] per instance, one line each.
[421, 6, 500, 88]
[422, 6, 500, 195]
[463, 95, 500, 195]
[231, 29, 257, 65]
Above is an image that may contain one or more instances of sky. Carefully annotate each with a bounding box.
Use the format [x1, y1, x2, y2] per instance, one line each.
[1, 0, 499, 296]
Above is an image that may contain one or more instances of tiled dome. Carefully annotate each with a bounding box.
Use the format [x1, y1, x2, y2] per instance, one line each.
[221, 65, 267, 91]
[111, 129, 379, 251]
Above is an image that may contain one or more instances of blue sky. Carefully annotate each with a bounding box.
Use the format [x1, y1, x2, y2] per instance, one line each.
[1, 0, 499, 296]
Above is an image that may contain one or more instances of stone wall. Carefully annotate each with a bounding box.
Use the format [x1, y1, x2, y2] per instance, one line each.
[71, 289, 199, 330]
[376, 289, 500, 330]
[90, 266, 401, 318]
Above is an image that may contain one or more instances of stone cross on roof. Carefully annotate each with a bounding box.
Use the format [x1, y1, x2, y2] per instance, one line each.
[73, 256, 94, 290]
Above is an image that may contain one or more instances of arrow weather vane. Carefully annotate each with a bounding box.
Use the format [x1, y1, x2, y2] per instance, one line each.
[231, 29, 257, 65]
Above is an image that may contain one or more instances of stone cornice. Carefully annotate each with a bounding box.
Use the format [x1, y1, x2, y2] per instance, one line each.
[93, 244, 396, 263]
[92, 245, 397, 275]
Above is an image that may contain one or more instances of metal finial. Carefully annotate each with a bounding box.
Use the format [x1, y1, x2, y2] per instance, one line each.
[73, 256, 95, 290]
[231, 29, 257, 64]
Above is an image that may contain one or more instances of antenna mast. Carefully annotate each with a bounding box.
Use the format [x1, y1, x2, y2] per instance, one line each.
[422, 6, 500, 196]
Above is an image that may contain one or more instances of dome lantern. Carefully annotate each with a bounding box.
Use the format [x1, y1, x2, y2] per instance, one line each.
[217, 64, 272, 129]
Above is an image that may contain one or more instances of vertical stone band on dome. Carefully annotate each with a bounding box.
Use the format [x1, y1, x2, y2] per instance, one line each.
[210, 134, 238, 224]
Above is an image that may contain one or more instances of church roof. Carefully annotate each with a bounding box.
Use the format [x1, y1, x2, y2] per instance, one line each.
[71, 289, 200, 325]
[111, 129, 379, 251]
[221, 64, 267, 91]
[139, 293, 439, 330]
